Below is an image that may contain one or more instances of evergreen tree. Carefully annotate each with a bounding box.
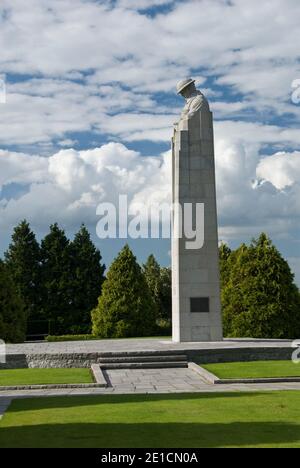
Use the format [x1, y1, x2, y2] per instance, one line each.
[40, 224, 73, 334]
[4, 220, 41, 321]
[70, 225, 105, 333]
[92, 245, 156, 338]
[219, 242, 232, 289]
[143, 254, 161, 311]
[0, 260, 26, 343]
[159, 267, 172, 323]
[222, 233, 300, 339]
[143, 255, 172, 325]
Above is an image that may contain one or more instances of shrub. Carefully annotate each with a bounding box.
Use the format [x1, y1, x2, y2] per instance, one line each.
[92, 245, 156, 338]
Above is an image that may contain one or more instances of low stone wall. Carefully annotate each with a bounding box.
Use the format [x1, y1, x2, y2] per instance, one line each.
[1, 353, 103, 369]
[0, 346, 294, 369]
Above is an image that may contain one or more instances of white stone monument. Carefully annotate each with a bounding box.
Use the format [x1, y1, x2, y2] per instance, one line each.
[172, 78, 223, 342]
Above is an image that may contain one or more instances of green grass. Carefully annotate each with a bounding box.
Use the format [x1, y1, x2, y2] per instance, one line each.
[0, 368, 93, 386]
[203, 361, 300, 380]
[1, 392, 300, 447]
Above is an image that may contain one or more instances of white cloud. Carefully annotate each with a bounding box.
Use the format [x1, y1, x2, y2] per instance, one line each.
[0, 0, 299, 280]
[0, 0, 299, 146]
[0, 138, 299, 251]
[0, 150, 48, 189]
[0, 143, 170, 231]
[0, 79, 160, 146]
[257, 151, 300, 190]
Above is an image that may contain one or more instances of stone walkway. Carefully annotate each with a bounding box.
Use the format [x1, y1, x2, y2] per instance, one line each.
[2, 367, 300, 419]
[1, 339, 299, 420]
[1, 368, 300, 409]
[5, 338, 294, 355]
[105, 368, 207, 393]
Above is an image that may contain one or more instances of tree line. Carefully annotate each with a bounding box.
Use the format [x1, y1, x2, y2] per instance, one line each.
[0, 221, 171, 342]
[0, 222, 300, 343]
[220, 233, 300, 339]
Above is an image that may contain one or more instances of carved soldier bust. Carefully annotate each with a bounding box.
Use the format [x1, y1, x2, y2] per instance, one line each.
[176, 78, 209, 120]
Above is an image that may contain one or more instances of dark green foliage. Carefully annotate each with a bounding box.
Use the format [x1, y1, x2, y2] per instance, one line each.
[143, 255, 172, 328]
[92, 245, 156, 338]
[4, 220, 41, 321]
[0, 260, 26, 343]
[3, 222, 105, 337]
[69, 225, 105, 333]
[219, 242, 232, 290]
[159, 267, 172, 322]
[220, 233, 300, 339]
[40, 224, 73, 335]
[46, 334, 100, 342]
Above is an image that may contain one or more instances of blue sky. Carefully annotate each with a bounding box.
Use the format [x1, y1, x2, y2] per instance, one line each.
[0, 0, 300, 284]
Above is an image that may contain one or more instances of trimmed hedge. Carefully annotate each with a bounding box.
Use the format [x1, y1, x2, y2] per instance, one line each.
[46, 334, 99, 342]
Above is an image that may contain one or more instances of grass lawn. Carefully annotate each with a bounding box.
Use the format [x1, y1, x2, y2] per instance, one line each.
[0, 369, 93, 386]
[1, 392, 300, 447]
[203, 360, 300, 380]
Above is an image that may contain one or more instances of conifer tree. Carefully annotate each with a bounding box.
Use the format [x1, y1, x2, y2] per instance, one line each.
[0, 260, 26, 343]
[70, 225, 105, 333]
[92, 245, 156, 338]
[143, 254, 161, 309]
[222, 233, 300, 339]
[5, 220, 41, 321]
[143, 255, 171, 324]
[219, 242, 232, 289]
[159, 266, 172, 323]
[40, 224, 72, 334]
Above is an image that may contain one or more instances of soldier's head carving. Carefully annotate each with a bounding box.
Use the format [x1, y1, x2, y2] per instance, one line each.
[176, 78, 196, 99]
[176, 78, 209, 119]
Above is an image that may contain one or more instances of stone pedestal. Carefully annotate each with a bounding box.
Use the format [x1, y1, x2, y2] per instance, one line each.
[171, 107, 223, 342]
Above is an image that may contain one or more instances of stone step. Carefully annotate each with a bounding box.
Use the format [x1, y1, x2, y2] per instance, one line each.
[100, 361, 188, 370]
[97, 350, 187, 358]
[99, 355, 187, 363]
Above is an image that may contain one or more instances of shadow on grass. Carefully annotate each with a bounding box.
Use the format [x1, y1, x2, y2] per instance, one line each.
[3, 392, 272, 413]
[0, 421, 299, 448]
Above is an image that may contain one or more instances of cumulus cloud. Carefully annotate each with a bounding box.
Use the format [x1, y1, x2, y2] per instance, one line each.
[0, 0, 300, 146]
[0, 143, 171, 231]
[0, 0, 299, 279]
[0, 79, 162, 146]
[0, 150, 48, 188]
[257, 151, 300, 190]
[1, 139, 299, 251]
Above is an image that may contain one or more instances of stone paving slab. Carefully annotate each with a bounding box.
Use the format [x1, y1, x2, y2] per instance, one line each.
[4, 338, 295, 355]
[2, 338, 296, 370]
[1, 381, 300, 401]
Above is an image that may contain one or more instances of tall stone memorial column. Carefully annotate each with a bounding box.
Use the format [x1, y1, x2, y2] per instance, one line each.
[172, 78, 223, 342]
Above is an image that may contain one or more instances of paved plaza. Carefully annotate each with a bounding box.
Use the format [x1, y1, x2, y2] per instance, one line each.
[2, 367, 300, 400]
[1, 338, 299, 419]
[5, 337, 294, 355]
